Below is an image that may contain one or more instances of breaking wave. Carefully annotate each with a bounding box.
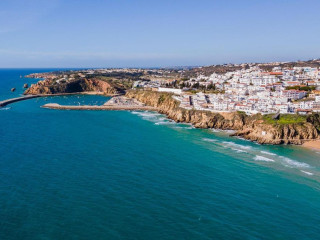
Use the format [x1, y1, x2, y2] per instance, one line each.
[202, 138, 217, 143]
[131, 111, 161, 118]
[301, 170, 314, 176]
[260, 151, 276, 156]
[254, 155, 275, 162]
[155, 121, 175, 125]
[279, 156, 310, 168]
[222, 141, 252, 150]
[232, 148, 247, 153]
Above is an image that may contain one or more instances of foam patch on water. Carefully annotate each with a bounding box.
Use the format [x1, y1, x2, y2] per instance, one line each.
[172, 125, 194, 130]
[131, 111, 161, 118]
[0, 107, 11, 111]
[279, 156, 310, 168]
[260, 151, 276, 156]
[225, 130, 236, 134]
[222, 141, 252, 150]
[211, 129, 222, 133]
[211, 129, 235, 134]
[254, 155, 275, 162]
[202, 138, 217, 143]
[232, 148, 247, 153]
[301, 170, 313, 176]
[155, 121, 175, 125]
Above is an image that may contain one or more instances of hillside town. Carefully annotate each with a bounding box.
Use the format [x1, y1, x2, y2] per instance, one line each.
[135, 61, 320, 115]
[25, 60, 320, 115]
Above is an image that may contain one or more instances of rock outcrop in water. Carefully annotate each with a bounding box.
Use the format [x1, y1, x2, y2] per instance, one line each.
[24, 79, 118, 95]
[126, 90, 320, 145]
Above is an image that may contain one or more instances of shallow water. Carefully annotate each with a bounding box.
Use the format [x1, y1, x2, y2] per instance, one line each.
[1, 69, 320, 239]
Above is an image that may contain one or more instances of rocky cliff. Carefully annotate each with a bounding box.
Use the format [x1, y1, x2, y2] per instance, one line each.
[126, 90, 320, 145]
[24, 79, 117, 95]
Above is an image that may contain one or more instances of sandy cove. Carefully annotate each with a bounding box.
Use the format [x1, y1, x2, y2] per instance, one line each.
[302, 140, 320, 150]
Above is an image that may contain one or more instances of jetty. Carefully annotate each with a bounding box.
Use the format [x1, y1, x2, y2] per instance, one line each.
[0, 95, 41, 107]
[0, 92, 112, 108]
[41, 104, 157, 111]
[0, 94, 157, 111]
[41, 96, 157, 111]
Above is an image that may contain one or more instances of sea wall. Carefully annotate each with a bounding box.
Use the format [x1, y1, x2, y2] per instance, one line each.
[126, 90, 320, 145]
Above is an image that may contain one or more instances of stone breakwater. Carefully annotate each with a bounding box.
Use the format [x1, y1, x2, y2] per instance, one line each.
[41, 96, 157, 111]
[0, 95, 41, 107]
[41, 103, 157, 111]
[125, 90, 320, 145]
[0, 92, 110, 107]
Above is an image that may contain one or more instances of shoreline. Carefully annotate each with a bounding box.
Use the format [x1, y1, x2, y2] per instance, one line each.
[302, 140, 320, 151]
[125, 90, 320, 146]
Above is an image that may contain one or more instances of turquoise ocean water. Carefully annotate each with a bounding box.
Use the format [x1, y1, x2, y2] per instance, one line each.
[1, 69, 320, 239]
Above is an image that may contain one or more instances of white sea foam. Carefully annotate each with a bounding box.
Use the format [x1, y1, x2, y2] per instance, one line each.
[131, 111, 161, 118]
[225, 130, 236, 134]
[0, 107, 11, 111]
[301, 170, 314, 176]
[157, 117, 167, 121]
[254, 155, 275, 162]
[279, 156, 310, 168]
[260, 151, 277, 156]
[155, 121, 175, 125]
[202, 138, 217, 143]
[222, 141, 252, 150]
[211, 129, 223, 133]
[172, 125, 193, 129]
[155, 121, 167, 125]
[211, 129, 235, 134]
[232, 148, 247, 153]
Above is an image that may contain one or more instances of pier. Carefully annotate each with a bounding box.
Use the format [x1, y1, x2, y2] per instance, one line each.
[0, 95, 41, 107]
[41, 103, 157, 111]
[1, 94, 157, 111]
[0, 92, 110, 108]
[41, 96, 157, 111]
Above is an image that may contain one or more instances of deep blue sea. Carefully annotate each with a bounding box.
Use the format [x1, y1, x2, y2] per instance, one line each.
[1, 69, 320, 239]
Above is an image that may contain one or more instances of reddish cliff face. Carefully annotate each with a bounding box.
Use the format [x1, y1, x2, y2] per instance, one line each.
[24, 79, 117, 95]
[126, 90, 320, 145]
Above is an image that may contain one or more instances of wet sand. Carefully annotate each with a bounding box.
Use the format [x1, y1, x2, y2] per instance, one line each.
[303, 140, 320, 150]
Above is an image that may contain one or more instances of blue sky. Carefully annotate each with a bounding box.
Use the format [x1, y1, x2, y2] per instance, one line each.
[0, 0, 320, 68]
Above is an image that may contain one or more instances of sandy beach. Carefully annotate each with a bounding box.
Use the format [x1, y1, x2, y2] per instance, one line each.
[303, 140, 320, 150]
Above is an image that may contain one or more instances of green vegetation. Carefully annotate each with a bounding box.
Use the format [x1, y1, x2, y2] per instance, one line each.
[285, 86, 316, 91]
[237, 111, 247, 116]
[158, 95, 166, 104]
[95, 76, 133, 90]
[262, 114, 307, 125]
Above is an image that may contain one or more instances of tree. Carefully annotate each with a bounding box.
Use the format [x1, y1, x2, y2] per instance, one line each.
[193, 82, 200, 89]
